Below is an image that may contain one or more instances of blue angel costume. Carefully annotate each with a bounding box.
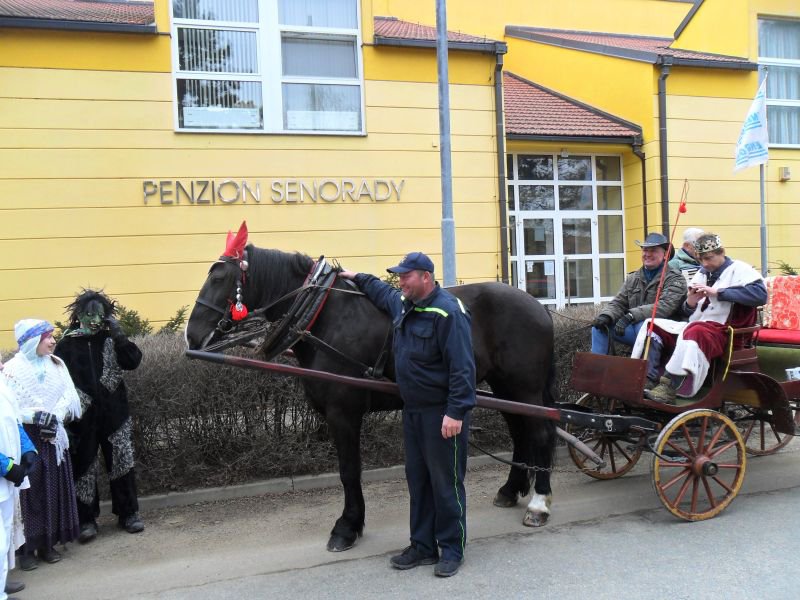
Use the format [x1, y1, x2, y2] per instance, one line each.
[354, 273, 475, 563]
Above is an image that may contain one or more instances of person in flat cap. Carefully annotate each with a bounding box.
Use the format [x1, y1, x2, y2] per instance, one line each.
[591, 232, 687, 362]
[668, 227, 704, 283]
[2, 319, 82, 571]
[633, 233, 767, 403]
[339, 252, 475, 578]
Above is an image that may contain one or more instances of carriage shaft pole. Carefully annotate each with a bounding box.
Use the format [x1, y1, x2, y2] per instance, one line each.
[186, 350, 563, 421]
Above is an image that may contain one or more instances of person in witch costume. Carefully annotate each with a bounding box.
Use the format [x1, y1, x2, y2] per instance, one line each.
[2, 320, 81, 571]
[54, 290, 144, 542]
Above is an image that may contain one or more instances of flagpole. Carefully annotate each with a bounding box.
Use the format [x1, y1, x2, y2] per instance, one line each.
[759, 163, 768, 276]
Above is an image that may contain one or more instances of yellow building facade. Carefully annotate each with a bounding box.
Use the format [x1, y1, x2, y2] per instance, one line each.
[1, 0, 798, 346]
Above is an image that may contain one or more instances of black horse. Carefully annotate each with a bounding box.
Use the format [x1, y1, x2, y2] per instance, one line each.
[186, 235, 557, 552]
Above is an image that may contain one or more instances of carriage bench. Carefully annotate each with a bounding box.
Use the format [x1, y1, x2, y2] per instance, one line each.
[755, 275, 800, 381]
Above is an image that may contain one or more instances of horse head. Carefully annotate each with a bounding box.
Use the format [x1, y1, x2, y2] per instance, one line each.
[186, 223, 316, 350]
[186, 222, 252, 350]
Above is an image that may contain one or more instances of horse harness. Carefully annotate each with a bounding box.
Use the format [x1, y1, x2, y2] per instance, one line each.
[195, 255, 392, 379]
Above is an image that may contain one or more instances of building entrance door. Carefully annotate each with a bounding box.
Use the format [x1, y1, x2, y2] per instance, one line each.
[508, 153, 626, 307]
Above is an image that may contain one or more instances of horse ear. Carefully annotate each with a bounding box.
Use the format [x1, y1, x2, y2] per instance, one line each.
[223, 221, 248, 258]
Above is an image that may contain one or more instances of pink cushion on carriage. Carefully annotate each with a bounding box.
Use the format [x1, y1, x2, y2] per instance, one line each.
[758, 328, 800, 345]
[763, 275, 800, 330]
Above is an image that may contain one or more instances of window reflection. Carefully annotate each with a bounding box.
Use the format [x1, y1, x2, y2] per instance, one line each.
[596, 156, 621, 181]
[525, 261, 556, 299]
[519, 185, 554, 210]
[558, 185, 592, 210]
[564, 259, 593, 299]
[597, 186, 622, 210]
[518, 155, 553, 180]
[562, 218, 591, 254]
[598, 215, 623, 253]
[523, 219, 554, 255]
[600, 258, 625, 296]
[557, 156, 591, 180]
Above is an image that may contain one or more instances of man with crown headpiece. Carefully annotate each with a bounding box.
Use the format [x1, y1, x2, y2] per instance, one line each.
[54, 290, 144, 543]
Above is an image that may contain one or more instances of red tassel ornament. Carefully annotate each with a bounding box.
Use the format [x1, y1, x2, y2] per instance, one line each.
[231, 302, 249, 321]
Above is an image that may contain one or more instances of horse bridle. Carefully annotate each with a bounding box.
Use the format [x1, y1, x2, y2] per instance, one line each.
[194, 252, 249, 336]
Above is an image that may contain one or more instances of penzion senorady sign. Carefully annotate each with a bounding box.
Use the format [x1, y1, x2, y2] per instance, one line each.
[143, 178, 405, 205]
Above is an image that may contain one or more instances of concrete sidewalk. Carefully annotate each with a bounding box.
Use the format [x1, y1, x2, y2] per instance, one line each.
[102, 451, 514, 512]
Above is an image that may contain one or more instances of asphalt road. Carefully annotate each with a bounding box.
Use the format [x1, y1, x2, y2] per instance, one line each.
[19, 444, 800, 600]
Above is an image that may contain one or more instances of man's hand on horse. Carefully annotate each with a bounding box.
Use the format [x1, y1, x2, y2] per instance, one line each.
[338, 270, 357, 280]
[441, 416, 462, 439]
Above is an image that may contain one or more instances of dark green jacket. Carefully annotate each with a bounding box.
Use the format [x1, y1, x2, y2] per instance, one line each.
[600, 265, 687, 323]
[668, 247, 700, 272]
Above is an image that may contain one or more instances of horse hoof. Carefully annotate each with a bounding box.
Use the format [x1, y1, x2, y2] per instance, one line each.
[327, 534, 357, 552]
[523, 510, 549, 528]
[493, 492, 518, 508]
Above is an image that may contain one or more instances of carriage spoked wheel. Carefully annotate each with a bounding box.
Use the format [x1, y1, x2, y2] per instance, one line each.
[566, 393, 644, 480]
[729, 401, 800, 456]
[652, 409, 746, 521]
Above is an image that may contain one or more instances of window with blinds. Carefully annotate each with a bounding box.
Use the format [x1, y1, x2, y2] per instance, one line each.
[758, 18, 800, 147]
[171, 0, 363, 133]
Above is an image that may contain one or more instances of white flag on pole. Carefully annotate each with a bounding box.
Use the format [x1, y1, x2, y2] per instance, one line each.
[734, 77, 769, 173]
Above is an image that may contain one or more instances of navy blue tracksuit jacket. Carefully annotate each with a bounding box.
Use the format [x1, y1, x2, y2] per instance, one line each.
[355, 274, 476, 561]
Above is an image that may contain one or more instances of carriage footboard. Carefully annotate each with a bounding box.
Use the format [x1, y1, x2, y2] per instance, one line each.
[556, 403, 659, 434]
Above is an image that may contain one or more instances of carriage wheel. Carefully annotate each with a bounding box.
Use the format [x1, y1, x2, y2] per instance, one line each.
[652, 409, 746, 521]
[730, 401, 800, 456]
[566, 393, 643, 480]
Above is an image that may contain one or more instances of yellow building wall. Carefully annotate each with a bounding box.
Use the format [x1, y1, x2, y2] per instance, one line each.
[504, 38, 655, 140]
[0, 30, 502, 346]
[672, 0, 751, 58]
[673, 0, 800, 61]
[661, 66, 800, 273]
[372, 0, 690, 40]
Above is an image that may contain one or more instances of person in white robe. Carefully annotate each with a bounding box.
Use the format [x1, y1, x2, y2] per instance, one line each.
[0, 355, 37, 599]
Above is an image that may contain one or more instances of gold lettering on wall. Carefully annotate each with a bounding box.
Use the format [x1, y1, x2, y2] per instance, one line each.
[143, 179, 405, 205]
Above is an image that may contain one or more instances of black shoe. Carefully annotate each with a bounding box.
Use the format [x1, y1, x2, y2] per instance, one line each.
[18, 553, 37, 571]
[389, 545, 439, 570]
[119, 513, 145, 534]
[79, 521, 98, 543]
[434, 559, 463, 577]
[38, 547, 61, 564]
[5, 581, 25, 594]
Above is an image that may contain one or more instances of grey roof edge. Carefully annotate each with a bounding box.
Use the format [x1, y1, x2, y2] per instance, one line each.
[505, 71, 643, 136]
[674, 0, 705, 40]
[506, 133, 641, 144]
[373, 35, 507, 55]
[0, 17, 157, 34]
[506, 25, 757, 71]
[668, 56, 758, 71]
[505, 26, 660, 64]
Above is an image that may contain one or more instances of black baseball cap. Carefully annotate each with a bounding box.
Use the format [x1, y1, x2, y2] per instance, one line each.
[386, 251, 435, 274]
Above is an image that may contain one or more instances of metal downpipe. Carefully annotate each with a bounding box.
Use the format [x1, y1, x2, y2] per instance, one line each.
[632, 136, 648, 235]
[658, 59, 672, 236]
[494, 52, 510, 284]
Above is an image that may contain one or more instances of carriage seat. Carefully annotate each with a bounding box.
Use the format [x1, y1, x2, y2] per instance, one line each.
[758, 275, 800, 348]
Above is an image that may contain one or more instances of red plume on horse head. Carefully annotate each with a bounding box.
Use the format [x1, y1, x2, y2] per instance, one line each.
[224, 221, 248, 259]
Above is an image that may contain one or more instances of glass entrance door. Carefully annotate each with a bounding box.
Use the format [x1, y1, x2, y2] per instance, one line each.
[508, 153, 626, 307]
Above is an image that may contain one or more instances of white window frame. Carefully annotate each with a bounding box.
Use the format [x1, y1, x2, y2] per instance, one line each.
[169, 0, 366, 136]
[507, 152, 626, 308]
[758, 17, 800, 149]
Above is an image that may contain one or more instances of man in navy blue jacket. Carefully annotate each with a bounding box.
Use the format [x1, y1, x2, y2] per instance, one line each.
[339, 252, 476, 578]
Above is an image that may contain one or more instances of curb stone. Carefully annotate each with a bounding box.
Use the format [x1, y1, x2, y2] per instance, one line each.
[101, 452, 514, 512]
